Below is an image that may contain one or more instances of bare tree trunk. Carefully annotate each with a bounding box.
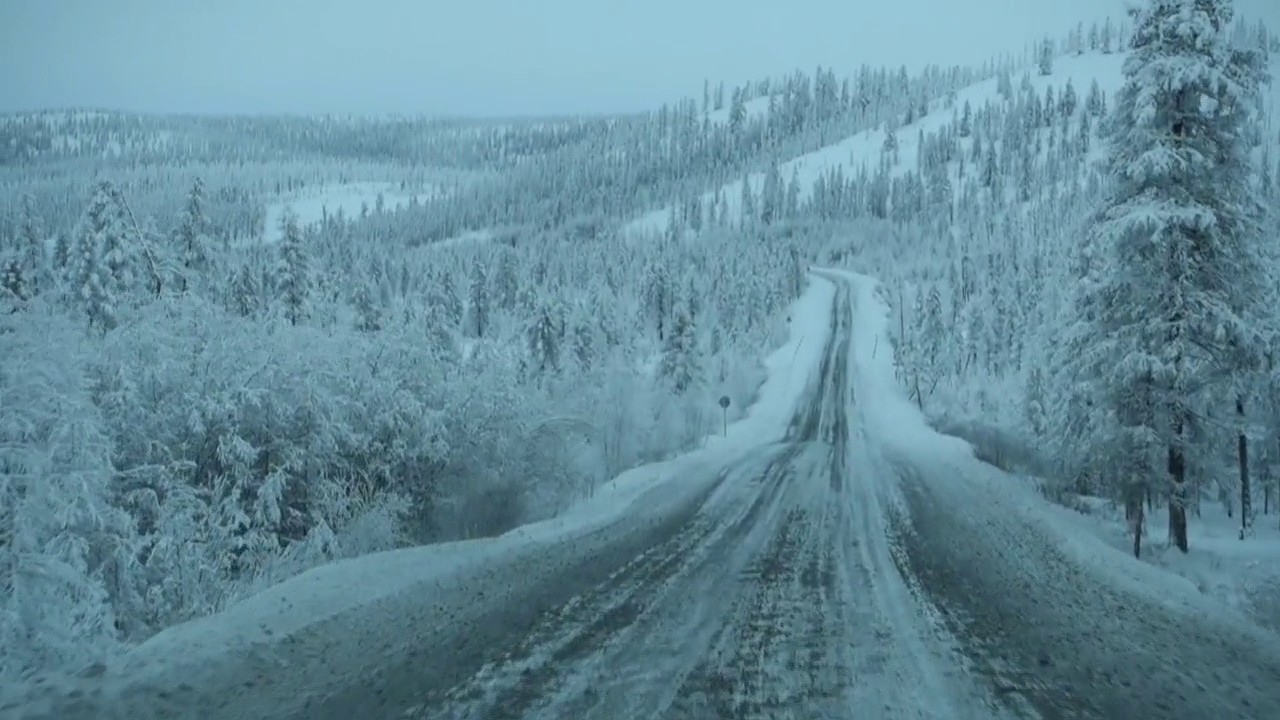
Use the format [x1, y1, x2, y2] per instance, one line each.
[1168, 415, 1189, 553]
[1238, 395, 1250, 538]
[1126, 480, 1145, 558]
[898, 283, 906, 350]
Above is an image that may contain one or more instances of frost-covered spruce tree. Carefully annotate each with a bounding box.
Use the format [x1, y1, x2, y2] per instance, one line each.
[175, 177, 213, 293]
[1, 312, 136, 681]
[527, 301, 561, 375]
[229, 263, 262, 318]
[760, 161, 783, 225]
[436, 269, 463, 328]
[2, 195, 48, 303]
[0, 251, 23, 307]
[353, 282, 381, 333]
[467, 255, 489, 337]
[65, 182, 123, 331]
[276, 210, 310, 326]
[659, 303, 701, 396]
[492, 248, 519, 311]
[1070, 0, 1269, 553]
[739, 171, 756, 225]
[101, 185, 139, 302]
[1061, 79, 1078, 118]
[1039, 37, 1054, 75]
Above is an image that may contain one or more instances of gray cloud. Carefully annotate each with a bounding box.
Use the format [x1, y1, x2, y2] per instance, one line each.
[2, 0, 1272, 117]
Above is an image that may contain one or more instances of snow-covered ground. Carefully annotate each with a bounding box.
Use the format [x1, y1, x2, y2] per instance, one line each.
[260, 181, 436, 242]
[429, 227, 495, 250]
[1057, 495, 1280, 630]
[833, 264, 1280, 630]
[623, 51, 1127, 237]
[829, 267, 1280, 719]
[5, 273, 838, 720]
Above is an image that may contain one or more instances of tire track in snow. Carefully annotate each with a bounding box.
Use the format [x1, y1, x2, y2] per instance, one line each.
[403, 285, 853, 720]
[403, 275, 1007, 720]
[405, 445, 800, 720]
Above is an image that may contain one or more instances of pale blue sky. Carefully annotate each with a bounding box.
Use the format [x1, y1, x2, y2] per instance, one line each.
[1, 0, 1273, 117]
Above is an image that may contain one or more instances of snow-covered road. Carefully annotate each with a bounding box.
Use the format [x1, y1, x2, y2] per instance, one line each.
[839, 270, 1280, 720]
[14, 271, 1280, 720]
[401, 276, 1006, 720]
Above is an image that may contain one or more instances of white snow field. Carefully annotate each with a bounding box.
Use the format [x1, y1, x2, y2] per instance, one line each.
[6, 273, 838, 720]
[260, 181, 436, 243]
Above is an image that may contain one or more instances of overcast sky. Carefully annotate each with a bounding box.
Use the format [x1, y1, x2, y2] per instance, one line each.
[1, 0, 1275, 117]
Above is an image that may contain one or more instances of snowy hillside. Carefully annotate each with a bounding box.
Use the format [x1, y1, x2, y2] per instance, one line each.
[624, 50, 1128, 237]
[704, 93, 771, 127]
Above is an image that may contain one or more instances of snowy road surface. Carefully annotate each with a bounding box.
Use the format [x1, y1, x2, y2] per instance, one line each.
[397, 276, 1005, 720]
[14, 272, 1280, 720]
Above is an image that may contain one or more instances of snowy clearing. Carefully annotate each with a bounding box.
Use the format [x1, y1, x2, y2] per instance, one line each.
[260, 182, 437, 242]
[428, 227, 495, 250]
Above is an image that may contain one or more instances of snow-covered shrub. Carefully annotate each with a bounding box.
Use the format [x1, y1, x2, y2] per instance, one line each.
[0, 304, 135, 683]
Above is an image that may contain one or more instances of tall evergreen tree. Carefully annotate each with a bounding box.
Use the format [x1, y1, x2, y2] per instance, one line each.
[1039, 37, 1055, 75]
[276, 210, 310, 327]
[739, 173, 756, 226]
[1061, 79, 1078, 117]
[15, 195, 46, 300]
[66, 182, 125, 331]
[435, 270, 463, 328]
[352, 282, 381, 333]
[527, 301, 561, 374]
[728, 88, 747, 135]
[492, 249, 520, 311]
[659, 304, 701, 395]
[175, 178, 213, 293]
[229, 263, 263, 318]
[760, 162, 783, 224]
[467, 256, 490, 338]
[1067, 0, 1269, 553]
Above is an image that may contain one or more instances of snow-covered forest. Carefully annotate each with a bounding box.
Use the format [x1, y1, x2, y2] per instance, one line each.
[2, 2, 1279, 694]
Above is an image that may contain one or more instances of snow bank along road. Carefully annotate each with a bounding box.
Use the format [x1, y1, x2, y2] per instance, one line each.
[16, 272, 1280, 720]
